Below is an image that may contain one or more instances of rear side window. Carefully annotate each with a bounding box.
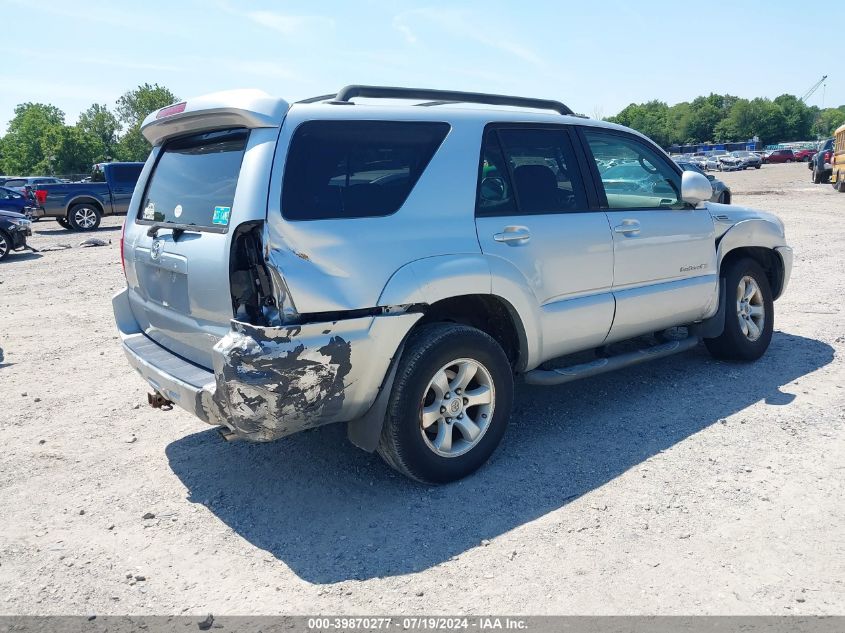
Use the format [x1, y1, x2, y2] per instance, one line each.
[111, 164, 143, 188]
[138, 128, 248, 229]
[477, 126, 588, 216]
[282, 121, 450, 220]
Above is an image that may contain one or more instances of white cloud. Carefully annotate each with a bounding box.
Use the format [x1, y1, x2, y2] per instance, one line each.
[392, 7, 544, 67]
[220, 60, 299, 81]
[246, 10, 335, 36]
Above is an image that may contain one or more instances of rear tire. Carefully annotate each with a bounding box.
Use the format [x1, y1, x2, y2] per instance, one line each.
[68, 204, 101, 231]
[705, 258, 774, 361]
[377, 323, 513, 484]
[813, 167, 823, 184]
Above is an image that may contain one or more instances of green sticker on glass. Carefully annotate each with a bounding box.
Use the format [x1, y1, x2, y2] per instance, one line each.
[212, 206, 231, 226]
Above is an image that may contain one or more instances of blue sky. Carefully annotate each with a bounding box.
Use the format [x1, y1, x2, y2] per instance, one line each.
[1, 0, 838, 132]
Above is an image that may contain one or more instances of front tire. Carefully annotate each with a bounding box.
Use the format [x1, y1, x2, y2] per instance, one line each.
[705, 258, 774, 361]
[68, 204, 101, 231]
[0, 230, 11, 261]
[377, 323, 514, 484]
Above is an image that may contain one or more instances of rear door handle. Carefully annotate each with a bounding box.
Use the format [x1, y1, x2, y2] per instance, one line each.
[493, 226, 531, 245]
[614, 220, 641, 236]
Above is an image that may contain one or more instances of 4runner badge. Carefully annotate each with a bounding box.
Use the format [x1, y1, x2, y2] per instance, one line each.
[151, 239, 163, 261]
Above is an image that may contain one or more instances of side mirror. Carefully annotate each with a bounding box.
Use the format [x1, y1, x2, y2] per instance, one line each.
[681, 170, 713, 206]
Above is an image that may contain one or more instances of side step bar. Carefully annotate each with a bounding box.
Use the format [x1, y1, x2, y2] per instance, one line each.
[523, 336, 701, 386]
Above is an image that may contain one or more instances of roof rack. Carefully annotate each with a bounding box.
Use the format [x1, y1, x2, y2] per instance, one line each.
[312, 85, 573, 116]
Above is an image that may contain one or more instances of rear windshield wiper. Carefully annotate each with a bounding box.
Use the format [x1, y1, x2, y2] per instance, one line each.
[145, 222, 214, 241]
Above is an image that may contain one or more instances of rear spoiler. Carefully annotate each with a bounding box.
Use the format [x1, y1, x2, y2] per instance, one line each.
[141, 89, 290, 146]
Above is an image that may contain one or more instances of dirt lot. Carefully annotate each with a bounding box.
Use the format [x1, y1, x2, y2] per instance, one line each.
[0, 163, 843, 616]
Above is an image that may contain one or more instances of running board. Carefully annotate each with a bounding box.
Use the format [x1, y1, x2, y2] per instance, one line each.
[523, 336, 701, 386]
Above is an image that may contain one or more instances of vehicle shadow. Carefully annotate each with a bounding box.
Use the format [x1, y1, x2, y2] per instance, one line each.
[4, 251, 42, 262]
[33, 225, 121, 236]
[165, 331, 833, 584]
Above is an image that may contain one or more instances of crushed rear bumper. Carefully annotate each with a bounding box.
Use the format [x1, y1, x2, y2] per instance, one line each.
[113, 288, 420, 441]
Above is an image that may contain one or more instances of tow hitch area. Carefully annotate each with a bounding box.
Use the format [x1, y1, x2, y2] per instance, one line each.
[147, 392, 174, 410]
[218, 427, 241, 442]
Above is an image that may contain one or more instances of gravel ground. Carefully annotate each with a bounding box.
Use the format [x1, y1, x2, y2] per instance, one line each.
[0, 163, 843, 615]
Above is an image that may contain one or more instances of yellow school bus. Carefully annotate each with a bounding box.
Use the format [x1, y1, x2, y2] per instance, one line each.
[833, 123, 845, 192]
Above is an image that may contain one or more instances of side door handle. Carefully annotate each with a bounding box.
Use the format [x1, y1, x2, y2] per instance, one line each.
[614, 219, 641, 236]
[493, 226, 531, 245]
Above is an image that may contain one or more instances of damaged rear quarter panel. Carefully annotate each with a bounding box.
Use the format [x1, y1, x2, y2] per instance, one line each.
[209, 313, 421, 441]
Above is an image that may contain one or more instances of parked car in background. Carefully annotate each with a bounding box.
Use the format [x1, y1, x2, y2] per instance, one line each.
[832, 124, 845, 192]
[713, 153, 743, 171]
[114, 86, 792, 483]
[731, 151, 762, 169]
[688, 155, 709, 171]
[764, 149, 796, 163]
[0, 186, 34, 215]
[33, 162, 144, 230]
[794, 148, 818, 162]
[0, 209, 32, 261]
[703, 155, 720, 171]
[811, 138, 835, 183]
[675, 161, 732, 203]
[2, 176, 63, 195]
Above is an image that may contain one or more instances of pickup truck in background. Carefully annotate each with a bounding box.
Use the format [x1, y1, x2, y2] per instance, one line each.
[34, 162, 144, 230]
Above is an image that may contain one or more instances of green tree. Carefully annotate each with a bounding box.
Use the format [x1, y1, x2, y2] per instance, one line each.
[1, 103, 65, 174]
[77, 103, 119, 161]
[39, 126, 103, 175]
[114, 83, 178, 161]
[773, 94, 814, 141]
[608, 100, 671, 146]
[813, 106, 845, 137]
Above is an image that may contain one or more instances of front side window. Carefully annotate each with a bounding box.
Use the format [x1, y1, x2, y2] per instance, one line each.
[583, 130, 682, 210]
[476, 126, 587, 216]
[282, 121, 450, 221]
[138, 128, 248, 229]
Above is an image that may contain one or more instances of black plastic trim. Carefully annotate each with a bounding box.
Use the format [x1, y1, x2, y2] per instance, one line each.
[330, 85, 573, 116]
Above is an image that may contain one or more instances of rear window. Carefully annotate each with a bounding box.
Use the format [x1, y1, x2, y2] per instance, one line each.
[138, 128, 249, 229]
[282, 120, 450, 220]
[111, 164, 143, 188]
[3, 179, 25, 187]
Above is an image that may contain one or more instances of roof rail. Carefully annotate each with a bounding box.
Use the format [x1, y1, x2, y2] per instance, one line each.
[324, 85, 573, 116]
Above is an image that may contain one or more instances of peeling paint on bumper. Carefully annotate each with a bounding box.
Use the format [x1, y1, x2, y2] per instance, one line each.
[208, 321, 353, 441]
[114, 288, 421, 442]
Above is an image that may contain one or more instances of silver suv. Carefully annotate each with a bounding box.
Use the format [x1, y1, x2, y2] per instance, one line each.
[114, 86, 793, 483]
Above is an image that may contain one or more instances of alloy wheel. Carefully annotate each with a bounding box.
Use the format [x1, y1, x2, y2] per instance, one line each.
[419, 358, 495, 458]
[74, 207, 98, 229]
[736, 275, 765, 342]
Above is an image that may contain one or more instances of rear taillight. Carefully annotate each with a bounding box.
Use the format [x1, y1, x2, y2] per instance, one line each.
[824, 150, 832, 162]
[35, 189, 47, 205]
[120, 218, 127, 277]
